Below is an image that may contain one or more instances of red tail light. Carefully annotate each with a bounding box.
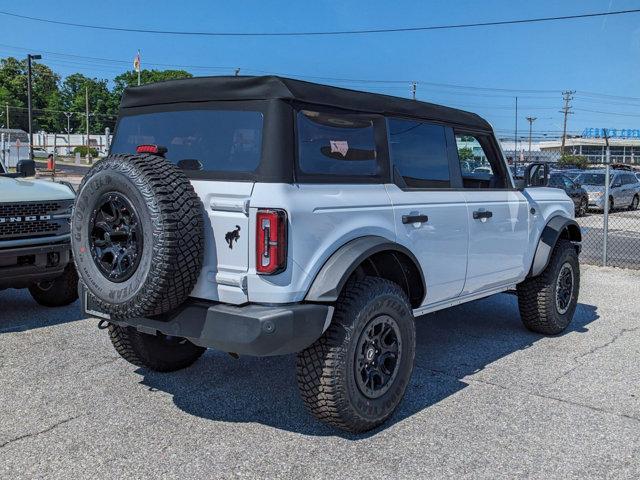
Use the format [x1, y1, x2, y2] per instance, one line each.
[136, 144, 167, 156]
[256, 209, 287, 275]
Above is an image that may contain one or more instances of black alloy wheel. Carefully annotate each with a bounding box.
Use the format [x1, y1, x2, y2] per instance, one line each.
[89, 192, 143, 283]
[355, 315, 402, 399]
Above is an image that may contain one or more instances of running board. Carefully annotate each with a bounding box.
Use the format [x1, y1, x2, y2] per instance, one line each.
[413, 284, 516, 317]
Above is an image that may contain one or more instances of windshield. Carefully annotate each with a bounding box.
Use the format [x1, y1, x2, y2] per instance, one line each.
[111, 109, 264, 174]
[576, 173, 606, 186]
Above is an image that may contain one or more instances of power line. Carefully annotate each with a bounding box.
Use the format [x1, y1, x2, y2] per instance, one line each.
[0, 8, 639, 36]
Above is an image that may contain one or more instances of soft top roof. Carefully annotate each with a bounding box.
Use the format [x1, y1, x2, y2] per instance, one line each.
[120, 75, 492, 131]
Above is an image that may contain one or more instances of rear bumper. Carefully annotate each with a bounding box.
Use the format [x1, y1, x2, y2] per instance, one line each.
[0, 240, 71, 289]
[81, 288, 333, 356]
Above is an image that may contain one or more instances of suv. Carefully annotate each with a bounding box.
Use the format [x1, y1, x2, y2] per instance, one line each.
[74, 76, 581, 433]
[575, 170, 640, 211]
[0, 158, 78, 306]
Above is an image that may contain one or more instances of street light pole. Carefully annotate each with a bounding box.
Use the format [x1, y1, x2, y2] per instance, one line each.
[526, 116, 537, 162]
[26, 53, 42, 161]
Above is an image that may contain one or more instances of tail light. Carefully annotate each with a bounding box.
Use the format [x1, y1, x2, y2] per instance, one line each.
[256, 209, 287, 275]
[136, 144, 167, 156]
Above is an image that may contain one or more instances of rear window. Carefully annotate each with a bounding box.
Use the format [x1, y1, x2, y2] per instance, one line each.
[296, 110, 381, 180]
[111, 109, 263, 173]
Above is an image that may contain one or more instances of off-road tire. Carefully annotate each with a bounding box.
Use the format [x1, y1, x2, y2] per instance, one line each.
[517, 239, 580, 335]
[28, 263, 79, 307]
[296, 277, 416, 433]
[71, 154, 204, 320]
[108, 324, 205, 372]
[576, 197, 588, 217]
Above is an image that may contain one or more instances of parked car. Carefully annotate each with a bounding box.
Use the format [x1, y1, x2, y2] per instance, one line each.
[73, 76, 581, 433]
[32, 147, 49, 159]
[548, 173, 589, 217]
[575, 169, 640, 211]
[0, 157, 78, 306]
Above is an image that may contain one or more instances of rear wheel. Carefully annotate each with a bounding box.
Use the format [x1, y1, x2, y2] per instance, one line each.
[28, 263, 79, 307]
[296, 277, 416, 433]
[517, 239, 580, 335]
[608, 196, 614, 212]
[108, 324, 205, 372]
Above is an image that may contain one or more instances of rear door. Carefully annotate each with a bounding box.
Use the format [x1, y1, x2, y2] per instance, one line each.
[386, 118, 468, 305]
[110, 104, 267, 304]
[453, 132, 530, 294]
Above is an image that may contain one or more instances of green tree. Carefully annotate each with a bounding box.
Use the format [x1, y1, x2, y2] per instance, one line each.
[61, 73, 116, 135]
[0, 57, 61, 131]
[112, 69, 193, 104]
[458, 146, 474, 161]
[558, 154, 588, 169]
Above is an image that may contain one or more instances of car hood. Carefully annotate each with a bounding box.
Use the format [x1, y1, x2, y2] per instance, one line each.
[0, 176, 75, 202]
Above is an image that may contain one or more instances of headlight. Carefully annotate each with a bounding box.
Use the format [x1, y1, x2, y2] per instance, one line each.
[589, 191, 603, 198]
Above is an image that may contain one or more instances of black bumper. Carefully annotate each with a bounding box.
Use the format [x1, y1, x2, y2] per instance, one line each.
[82, 290, 333, 357]
[0, 241, 71, 289]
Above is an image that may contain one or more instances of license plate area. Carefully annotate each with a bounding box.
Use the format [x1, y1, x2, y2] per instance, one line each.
[84, 290, 111, 320]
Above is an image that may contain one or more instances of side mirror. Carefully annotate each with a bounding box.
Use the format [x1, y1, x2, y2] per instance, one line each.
[523, 162, 549, 188]
[16, 159, 36, 177]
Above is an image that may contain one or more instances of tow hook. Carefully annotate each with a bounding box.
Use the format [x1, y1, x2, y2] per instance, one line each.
[97, 319, 110, 330]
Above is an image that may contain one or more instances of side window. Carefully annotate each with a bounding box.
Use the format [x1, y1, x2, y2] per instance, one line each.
[562, 176, 575, 189]
[548, 175, 563, 188]
[296, 110, 380, 179]
[455, 133, 507, 189]
[387, 118, 450, 188]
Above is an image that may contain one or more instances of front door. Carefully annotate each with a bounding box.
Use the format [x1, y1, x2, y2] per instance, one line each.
[386, 119, 469, 305]
[453, 132, 530, 294]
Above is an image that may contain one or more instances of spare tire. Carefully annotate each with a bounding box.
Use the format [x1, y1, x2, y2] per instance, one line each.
[71, 153, 204, 320]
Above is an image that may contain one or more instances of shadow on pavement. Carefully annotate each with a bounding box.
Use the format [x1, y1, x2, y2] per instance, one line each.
[0, 289, 82, 333]
[138, 293, 599, 439]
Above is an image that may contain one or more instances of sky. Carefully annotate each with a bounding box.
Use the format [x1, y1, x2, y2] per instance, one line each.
[1, 0, 639, 142]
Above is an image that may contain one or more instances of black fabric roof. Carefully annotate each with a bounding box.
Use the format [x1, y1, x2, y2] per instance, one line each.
[121, 75, 492, 131]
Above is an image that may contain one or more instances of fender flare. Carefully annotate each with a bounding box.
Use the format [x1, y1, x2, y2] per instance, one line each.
[305, 236, 426, 304]
[529, 216, 581, 277]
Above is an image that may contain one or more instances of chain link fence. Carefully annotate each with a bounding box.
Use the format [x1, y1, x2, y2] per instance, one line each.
[511, 149, 640, 270]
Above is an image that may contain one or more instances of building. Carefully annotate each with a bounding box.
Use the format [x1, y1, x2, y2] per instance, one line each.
[538, 137, 640, 165]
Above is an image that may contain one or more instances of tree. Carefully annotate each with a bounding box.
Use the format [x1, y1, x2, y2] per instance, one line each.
[0, 57, 60, 131]
[458, 146, 474, 161]
[558, 154, 588, 170]
[112, 69, 193, 103]
[61, 74, 116, 135]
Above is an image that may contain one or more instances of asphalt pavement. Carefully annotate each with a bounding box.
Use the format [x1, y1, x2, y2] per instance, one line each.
[1, 265, 638, 479]
[578, 209, 640, 269]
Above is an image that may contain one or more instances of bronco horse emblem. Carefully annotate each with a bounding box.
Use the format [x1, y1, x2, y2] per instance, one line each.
[225, 225, 241, 249]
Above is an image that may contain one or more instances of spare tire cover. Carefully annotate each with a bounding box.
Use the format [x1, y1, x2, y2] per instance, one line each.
[72, 153, 204, 319]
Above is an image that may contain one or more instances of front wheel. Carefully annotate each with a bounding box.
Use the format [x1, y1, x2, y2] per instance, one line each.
[576, 197, 588, 217]
[629, 195, 639, 211]
[296, 277, 416, 433]
[28, 263, 79, 307]
[517, 239, 580, 335]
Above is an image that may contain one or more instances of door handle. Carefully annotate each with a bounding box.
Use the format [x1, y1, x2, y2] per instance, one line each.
[472, 210, 493, 220]
[402, 214, 429, 224]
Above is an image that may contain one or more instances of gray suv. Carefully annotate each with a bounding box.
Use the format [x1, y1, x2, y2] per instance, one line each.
[576, 170, 640, 211]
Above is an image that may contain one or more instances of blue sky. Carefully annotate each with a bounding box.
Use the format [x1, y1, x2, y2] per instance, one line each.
[1, 0, 639, 141]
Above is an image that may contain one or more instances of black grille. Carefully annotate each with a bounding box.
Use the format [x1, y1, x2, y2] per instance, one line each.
[0, 200, 73, 241]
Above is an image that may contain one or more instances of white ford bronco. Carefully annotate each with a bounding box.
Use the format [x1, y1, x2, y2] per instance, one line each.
[0, 157, 78, 306]
[74, 76, 581, 433]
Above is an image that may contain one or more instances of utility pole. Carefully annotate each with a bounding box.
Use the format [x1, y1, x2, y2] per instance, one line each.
[64, 112, 72, 153]
[411, 82, 417, 100]
[5, 103, 8, 129]
[560, 90, 575, 156]
[27, 53, 42, 161]
[526, 116, 537, 161]
[85, 85, 90, 163]
[513, 96, 518, 169]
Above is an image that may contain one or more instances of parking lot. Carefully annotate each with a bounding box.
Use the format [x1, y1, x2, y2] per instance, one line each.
[1, 264, 638, 479]
[578, 208, 640, 269]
